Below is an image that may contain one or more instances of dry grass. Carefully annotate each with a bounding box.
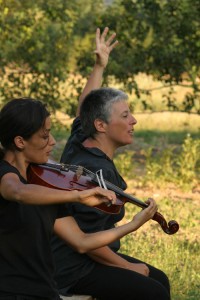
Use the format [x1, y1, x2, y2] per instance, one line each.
[134, 111, 200, 132]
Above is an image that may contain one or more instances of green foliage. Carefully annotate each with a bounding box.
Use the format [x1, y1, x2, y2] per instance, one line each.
[0, 0, 98, 109]
[0, 0, 76, 73]
[143, 146, 177, 184]
[77, 0, 200, 114]
[112, 134, 200, 190]
[0, 71, 63, 110]
[113, 150, 135, 177]
[175, 134, 200, 185]
[141, 135, 200, 190]
[1, 0, 200, 114]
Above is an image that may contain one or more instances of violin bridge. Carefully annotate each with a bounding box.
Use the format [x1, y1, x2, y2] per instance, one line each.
[96, 169, 107, 190]
[76, 166, 84, 180]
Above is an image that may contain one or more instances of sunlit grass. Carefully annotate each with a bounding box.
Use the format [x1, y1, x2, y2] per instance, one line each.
[134, 111, 200, 134]
[119, 197, 200, 300]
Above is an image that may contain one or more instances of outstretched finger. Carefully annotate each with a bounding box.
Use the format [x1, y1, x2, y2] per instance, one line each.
[95, 27, 101, 49]
[105, 32, 117, 46]
[108, 40, 119, 51]
[100, 27, 109, 42]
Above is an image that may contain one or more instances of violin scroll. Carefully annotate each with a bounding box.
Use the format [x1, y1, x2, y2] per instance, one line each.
[152, 212, 179, 235]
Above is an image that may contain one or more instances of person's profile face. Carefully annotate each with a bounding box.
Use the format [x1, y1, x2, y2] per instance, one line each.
[105, 100, 137, 147]
[23, 116, 56, 164]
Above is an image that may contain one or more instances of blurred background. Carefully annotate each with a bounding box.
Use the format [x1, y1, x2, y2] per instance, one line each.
[0, 1, 199, 299]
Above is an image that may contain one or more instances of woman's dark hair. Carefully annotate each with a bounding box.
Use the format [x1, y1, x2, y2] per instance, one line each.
[80, 87, 128, 138]
[0, 98, 50, 160]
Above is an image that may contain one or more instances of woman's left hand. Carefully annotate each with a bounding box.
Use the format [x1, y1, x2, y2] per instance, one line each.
[94, 27, 118, 68]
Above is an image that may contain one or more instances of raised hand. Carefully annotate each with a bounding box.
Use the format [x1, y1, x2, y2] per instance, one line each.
[94, 27, 118, 68]
[77, 26, 118, 115]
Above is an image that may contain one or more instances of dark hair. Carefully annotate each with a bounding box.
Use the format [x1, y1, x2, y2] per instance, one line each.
[80, 87, 128, 138]
[0, 98, 50, 160]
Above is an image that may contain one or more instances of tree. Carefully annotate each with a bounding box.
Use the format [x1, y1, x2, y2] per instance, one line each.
[0, 0, 81, 109]
[76, 0, 200, 114]
[1, 0, 200, 114]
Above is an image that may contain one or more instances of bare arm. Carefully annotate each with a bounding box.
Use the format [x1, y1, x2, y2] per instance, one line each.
[54, 198, 157, 256]
[0, 172, 116, 206]
[88, 247, 149, 276]
[76, 27, 118, 116]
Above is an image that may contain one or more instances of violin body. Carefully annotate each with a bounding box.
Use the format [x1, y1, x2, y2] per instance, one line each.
[27, 163, 124, 214]
[27, 162, 179, 235]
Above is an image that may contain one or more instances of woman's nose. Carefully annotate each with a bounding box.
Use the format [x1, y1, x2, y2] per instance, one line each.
[131, 115, 137, 125]
[49, 134, 56, 146]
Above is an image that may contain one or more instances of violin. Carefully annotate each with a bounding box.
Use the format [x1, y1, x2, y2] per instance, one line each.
[27, 162, 179, 235]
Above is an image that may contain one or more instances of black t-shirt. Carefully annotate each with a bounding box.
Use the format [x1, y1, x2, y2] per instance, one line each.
[0, 160, 69, 299]
[51, 117, 127, 291]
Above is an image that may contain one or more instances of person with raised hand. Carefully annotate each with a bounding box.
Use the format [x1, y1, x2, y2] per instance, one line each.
[53, 28, 171, 300]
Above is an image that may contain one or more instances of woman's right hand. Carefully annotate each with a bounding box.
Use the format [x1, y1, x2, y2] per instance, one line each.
[131, 198, 158, 230]
[78, 186, 116, 207]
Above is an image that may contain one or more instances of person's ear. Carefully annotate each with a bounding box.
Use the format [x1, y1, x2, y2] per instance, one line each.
[94, 119, 107, 133]
[14, 136, 26, 150]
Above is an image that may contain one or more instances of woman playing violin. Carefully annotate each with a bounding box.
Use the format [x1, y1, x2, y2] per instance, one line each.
[55, 28, 171, 300]
[0, 95, 159, 300]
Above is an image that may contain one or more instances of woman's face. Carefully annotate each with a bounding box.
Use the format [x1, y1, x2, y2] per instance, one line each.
[105, 100, 137, 147]
[23, 116, 56, 164]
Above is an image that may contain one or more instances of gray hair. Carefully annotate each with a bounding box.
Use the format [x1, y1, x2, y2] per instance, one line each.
[80, 87, 128, 137]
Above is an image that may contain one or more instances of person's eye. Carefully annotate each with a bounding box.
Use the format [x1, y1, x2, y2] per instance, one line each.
[122, 114, 128, 118]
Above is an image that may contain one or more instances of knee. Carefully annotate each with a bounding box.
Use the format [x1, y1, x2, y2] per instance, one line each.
[158, 270, 170, 292]
[152, 281, 170, 300]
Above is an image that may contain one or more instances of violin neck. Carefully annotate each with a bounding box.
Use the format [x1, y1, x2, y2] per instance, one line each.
[104, 181, 148, 209]
[120, 190, 148, 209]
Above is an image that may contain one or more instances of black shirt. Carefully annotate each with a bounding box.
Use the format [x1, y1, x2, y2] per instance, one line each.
[0, 160, 69, 299]
[52, 117, 127, 291]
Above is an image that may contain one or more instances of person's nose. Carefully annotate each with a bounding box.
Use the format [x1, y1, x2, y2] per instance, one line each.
[49, 133, 56, 146]
[130, 114, 137, 125]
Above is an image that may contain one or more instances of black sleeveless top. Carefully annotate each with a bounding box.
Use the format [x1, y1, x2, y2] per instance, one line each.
[0, 160, 69, 299]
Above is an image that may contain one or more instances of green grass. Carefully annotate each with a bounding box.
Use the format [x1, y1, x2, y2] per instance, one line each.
[120, 198, 200, 300]
[133, 111, 200, 146]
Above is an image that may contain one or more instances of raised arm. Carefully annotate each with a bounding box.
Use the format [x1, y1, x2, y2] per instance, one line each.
[76, 27, 118, 116]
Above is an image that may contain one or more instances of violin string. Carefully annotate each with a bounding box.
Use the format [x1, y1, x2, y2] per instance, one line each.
[65, 163, 123, 194]
[45, 162, 144, 206]
[41, 163, 179, 234]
